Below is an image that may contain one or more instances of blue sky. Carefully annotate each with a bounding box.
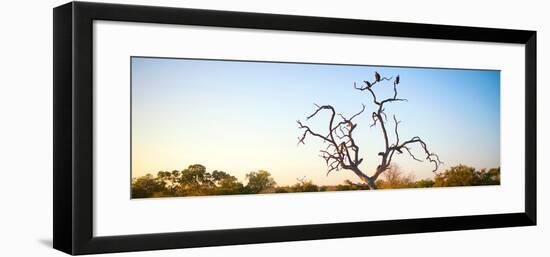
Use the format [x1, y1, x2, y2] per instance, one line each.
[131, 57, 500, 186]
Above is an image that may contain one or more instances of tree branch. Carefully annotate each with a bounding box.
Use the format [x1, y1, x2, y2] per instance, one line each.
[356, 72, 442, 181]
[297, 104, 371, 183]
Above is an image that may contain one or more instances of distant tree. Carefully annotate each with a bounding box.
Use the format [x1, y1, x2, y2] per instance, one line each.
[131, 174, 166, 198]
[434, 165, 476, 186]
[291, 177, 319, 192]
[298, 72, 442, 189]
[377, 166, 416, 189]
[211, 170, 245, 195]
[415, 179, 435, 188]
[479, 167, 501, 185]
[245, 170, 276, 193]
[211, 170, 232, 183]
[156, 170, 180, 195]
[434, 165, 500, 187]
[176, 164, 215, 196]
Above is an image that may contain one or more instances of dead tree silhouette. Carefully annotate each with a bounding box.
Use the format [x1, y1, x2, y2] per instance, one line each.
[297, 72, 442, 189]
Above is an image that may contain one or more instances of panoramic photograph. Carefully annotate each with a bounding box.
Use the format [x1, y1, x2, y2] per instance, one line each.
[130, 57, 500, 199]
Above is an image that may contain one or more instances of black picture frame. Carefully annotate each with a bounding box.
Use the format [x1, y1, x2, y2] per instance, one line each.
[53, 1, 537, 255]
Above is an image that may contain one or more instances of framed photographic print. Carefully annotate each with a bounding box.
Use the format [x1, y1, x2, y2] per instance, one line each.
[53, 1, 537, 255]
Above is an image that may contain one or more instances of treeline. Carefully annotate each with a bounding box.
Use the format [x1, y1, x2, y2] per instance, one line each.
[131, 165, 276, 198]
[376, 165, 500, 189]
[131, 164, 500, 198]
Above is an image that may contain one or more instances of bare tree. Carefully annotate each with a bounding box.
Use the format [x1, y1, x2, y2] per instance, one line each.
[297, 72, 442, 189]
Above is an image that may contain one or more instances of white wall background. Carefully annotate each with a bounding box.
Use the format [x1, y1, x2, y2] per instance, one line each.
[0, 0, 546, 256]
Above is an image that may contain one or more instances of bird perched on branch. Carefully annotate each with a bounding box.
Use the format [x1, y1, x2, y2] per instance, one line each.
[364, 80, 372, 88]
[375, 72, 381, 82]
[395, 75, 400, 85]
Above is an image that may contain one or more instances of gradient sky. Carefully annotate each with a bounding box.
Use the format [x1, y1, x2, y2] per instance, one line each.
[131, 57, 500, 186]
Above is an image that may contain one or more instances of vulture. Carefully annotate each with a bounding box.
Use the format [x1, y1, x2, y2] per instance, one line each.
[395, 75, 400, 85]
[375, 72, 381, 82]
[364, 80, 372, 88]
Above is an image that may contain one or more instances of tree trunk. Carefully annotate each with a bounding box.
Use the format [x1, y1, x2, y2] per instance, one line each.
[352, 168, 378, 190]
[366, 178, 378, 190]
